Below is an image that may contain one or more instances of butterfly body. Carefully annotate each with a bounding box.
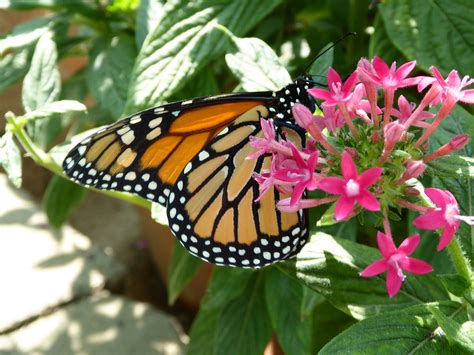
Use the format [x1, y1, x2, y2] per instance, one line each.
[63, 77, 315, 268]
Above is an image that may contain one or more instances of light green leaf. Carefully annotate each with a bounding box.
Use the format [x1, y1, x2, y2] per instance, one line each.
[42, 175, 85, 228]
[429, 306, 474, 353]
[427, 155, 474, 180]
[2, 0, 100, 18]
[87, 35, 136, 118]
[0, 16, 53, 55]
[136, 0, 165, 48]
[0, 46, 32, 91]
[0, 132, 22, 188]
[150, 202, 168, 226]
[215, 272, 272, 355]
[320, 302, 467, 354]
[22, 100, 87, 122]
[225, 33, 291, 91]
[167, 240, 204, 305]
[378, 0, 474, 74]
[106, 0, 139, 12]
[125, 0, 282, 112]
[278, 233, 450, 320]
[265, 268, 312, 355]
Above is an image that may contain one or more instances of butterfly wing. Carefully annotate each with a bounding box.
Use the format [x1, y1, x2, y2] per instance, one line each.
[166, 104, 309, 268]
[63, 93, 273, 205]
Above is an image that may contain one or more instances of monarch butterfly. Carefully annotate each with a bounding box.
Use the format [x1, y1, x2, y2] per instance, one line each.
[63, 76, 317, 268]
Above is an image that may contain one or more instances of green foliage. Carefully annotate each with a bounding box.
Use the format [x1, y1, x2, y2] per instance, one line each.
[1, 0, 473, 353]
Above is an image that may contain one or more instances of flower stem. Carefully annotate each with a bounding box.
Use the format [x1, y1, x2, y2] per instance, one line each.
[339, 104, 359, 140]
[447, 237, 472, 282]
[4, 111, 151, 210]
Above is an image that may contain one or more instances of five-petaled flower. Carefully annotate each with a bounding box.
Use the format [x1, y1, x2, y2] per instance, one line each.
[412, 188, 461, 251]
[318, 151, 383, 221]
[308, 67, 358, 106]
[360, 232, 433, 298]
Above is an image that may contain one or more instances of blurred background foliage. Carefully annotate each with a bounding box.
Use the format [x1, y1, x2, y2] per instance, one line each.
[0, 0, 473, 354]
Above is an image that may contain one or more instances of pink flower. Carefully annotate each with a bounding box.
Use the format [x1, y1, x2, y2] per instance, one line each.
[390, 95, 434, 128]
[430, 67, 474, 105]
[358, 57, 419, 90]
[308, 67, 358, 106]
[318, 151, 383, 221]
[360, 232, 433, 298]
[413, 188, 461, 251]
[273, 144, 319, 206]
[345, 83, 382, 122]
[247, 118, 277, 160]
[315, 104, 345, 134]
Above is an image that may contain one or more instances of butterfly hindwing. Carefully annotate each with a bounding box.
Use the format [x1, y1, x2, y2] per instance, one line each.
[63, 93, 273, 205]
[166, 104, 309, 268]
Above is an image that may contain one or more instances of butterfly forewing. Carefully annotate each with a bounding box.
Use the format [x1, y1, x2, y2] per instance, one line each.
[166, 104, 308, 268]
[63, 93, 273, 205]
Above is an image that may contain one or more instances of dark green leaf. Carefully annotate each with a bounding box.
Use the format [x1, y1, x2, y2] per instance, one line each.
[300, 284, 324, 318]
[308, 42, 334, 82]
[173, 67, 219, 100]
[0, 132, 22, 188]
[43, 175, 85, 228]
[215, 272, 272, 355]
[429, 306, 474, 353]
[427, 155, 474, 180]
[125, 0, 282, 112]
[264, 268, 312, 355]
[278, 233, 450, 320]
[136, 0, 164, 48]
[167, 240, 204, 305]
[369, 13, 404, 63]
[378, 0, 474, 74]
[438, 274, 470, 297]
[320, 302, 467, 354]
[225, 33, 291, 91]
[87, 34, 136, 118]
[0, 46, 32, 91]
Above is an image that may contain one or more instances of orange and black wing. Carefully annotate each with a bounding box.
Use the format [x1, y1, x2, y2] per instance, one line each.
[166, 104, 308, 268]
[63, 93, 273, 205]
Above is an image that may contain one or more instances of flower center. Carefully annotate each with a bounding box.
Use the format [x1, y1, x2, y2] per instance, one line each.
[444, 203, 459, 225]
[388, 254, 407, 281]
[345, 179, 360, 197]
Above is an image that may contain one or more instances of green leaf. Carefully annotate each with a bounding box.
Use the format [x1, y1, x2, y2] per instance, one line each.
[438, 274, 470, 297]
[308, 42, 334, 81]
[429, 306, 474, 353]
[42, 175, 85, 228]
[278, 233, 450, 320]
[225, 33, 291, 91]
[214, 272, 272, 355]
[136, 0, 164, 48]
[0, 46, 32, 91]
[301, 284, 324, 319]
[125, 0, 282, 112]
[378, 0, 474, 74]
[2, 0, 101, 18]
[167, 240, 204, 305]
[0, 16, 53, 55]
[186, 268, 254, 354]
[320, 302, 467, 354]
[369, 13, 404, 64]
[427, 155, 474, 180]
[0, 132, 22, 188]
[87, 35, 136, 118]
[22, 100, 87, 122]
[264, 268, 312, 355]
[106, 0, 139, 12]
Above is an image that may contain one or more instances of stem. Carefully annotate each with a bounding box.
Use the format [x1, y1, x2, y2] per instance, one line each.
[447, 238, 472, 281]
[5, 112, 151, 210]
[339, 104, 359, 140]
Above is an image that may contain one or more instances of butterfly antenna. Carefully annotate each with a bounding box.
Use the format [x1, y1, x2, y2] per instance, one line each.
[302, 32, 357, 74]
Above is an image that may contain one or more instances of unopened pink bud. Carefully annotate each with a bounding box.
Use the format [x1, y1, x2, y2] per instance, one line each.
[404, 187, 420, 196]
[424, 134, 470, 162]
[344, 147, 358, 160]
[292, 104, 314, 130]
[404, 160, 426, 180]
[449, 134, 470, 150]
[384, 121, 405, 143]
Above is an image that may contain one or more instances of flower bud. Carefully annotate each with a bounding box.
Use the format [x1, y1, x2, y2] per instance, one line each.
[449, 134, 470, 151]
[404, 160, 427, 180]
[292, 104, 314, 130]
[423, 134, 470, 162]
[384, 121, 405, 143]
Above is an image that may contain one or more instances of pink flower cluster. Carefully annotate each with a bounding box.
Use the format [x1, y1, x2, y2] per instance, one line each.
[248, 56, 474, 297]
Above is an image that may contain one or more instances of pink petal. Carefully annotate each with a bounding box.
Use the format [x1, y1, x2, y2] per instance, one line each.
[307, 151, 319, 171]
[290, 182, 306, 206]
[373, 57, 389, 78]
[397, 234, 420, 256]
[290, 144, 306, 169]
[342, 71, 358, 94]
[446, 69, 461, 87]
[334, 195, 355, 221]
[386, 267, 403, 298]
[437, 225, 456, 251]
[356, 190, 380, 212]
[357, 168, 383, 188]
[424, 188, 449, 208]
[412, 210, 446, 230]
[460, 89, 474, 103]
[376, 231, 397, 257]
[417, 76, 436, 92]
[318, 177, 345, 195]
[341, 151, 358, 180]
[395, 60, 416, 80]
[327, 67, 342, 88]
[400, 257, 433, 274]
[360, 259, 388, 277]
[308, 88, 333, 101]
